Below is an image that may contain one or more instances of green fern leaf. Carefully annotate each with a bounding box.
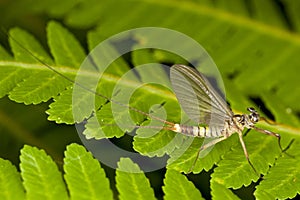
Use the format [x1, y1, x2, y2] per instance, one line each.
[132, 88, 183, 157]
[167, 135, 236, 173]
[47, 21, 86, 67]
[116, 158, 156, 200]
[47, 87, 74, 124]
[1, 27, 54, 102]
[45, 20, 87, 124]
[64, 143, 113, 200]
[76, 3, 300, 187]
[83, 102, 125, 139]
[1, 144, 116, 199]
[0, 21, 87, 123]
[163, 169, 204, 200]
[254, 139, 300, 199]
[20, 145, 68, 199]
[0, 158, 25, 200]
[211, 133, 280, 188]
[211, 181, 240, 200]
[6, 26, 66, 105]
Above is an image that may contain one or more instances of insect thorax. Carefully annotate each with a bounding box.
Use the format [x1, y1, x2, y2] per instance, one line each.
[228, 112, 258, 133]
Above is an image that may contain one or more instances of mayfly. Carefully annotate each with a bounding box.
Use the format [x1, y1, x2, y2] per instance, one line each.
[169, 65, 284, 173]
[3, 30, 288, 175]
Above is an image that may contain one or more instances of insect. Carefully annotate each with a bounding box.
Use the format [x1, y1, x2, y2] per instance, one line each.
[3, 29, 289, 175]
[168, 65, 284, 173]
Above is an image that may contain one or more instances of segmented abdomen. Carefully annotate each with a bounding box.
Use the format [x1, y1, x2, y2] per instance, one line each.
[172, 124, 222, 138]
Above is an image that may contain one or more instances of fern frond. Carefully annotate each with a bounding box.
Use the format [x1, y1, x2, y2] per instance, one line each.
[0, 158, 25, 199]
[20, 145, 68, 199]
[163, 169, 204, 200]
[116, 158, 156, 200]
[64, 144, 113, 199]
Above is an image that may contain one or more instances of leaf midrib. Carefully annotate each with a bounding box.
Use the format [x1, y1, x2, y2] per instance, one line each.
[0, 60, 177, 101]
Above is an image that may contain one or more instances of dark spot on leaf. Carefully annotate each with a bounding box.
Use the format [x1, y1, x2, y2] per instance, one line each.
[255, 50, 264, 57]
[221, 26, 237, 40]
[270, 86, 278, 93]
[226, 69, 241, 80]
[160, 101, 166, 107]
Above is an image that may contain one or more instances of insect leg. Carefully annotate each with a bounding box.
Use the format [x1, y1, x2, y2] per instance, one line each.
[252, 126, 282, 151]
[260, 117, 276, 125]
[282, 139, 295, 154]
[237, 131, 259, 176]
[188, 136, 227, 173]
[243, 129, 251, 136]
[252, 126, 295, 157]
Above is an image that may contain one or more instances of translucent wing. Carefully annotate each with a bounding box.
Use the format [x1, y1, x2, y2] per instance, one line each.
[170, 64, 233, 128]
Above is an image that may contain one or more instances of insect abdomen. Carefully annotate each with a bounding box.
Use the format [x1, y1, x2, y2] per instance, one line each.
[172, 124, 220, 138]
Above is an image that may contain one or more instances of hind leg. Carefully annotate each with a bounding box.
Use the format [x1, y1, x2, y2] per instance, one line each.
[188, 136, 227, 173]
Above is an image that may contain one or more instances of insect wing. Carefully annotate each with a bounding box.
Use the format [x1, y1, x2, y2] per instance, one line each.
[170, 64, 232, 129]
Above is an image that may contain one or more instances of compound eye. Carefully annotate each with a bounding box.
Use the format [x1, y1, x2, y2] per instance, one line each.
[250, 114, 259, 123]
[253, 116, 259, 122]
[247, 107, 257, 113]
[247, 107, 254, 112]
